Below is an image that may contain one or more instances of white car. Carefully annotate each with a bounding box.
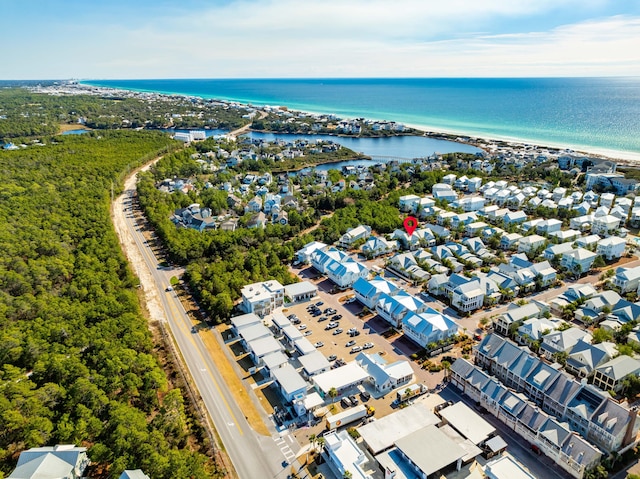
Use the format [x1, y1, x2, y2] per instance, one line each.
[298, 324, 307, 330]
[363, 342, 374, 349]
[303, 330, 313, 336]
[314, 342, 324, 348]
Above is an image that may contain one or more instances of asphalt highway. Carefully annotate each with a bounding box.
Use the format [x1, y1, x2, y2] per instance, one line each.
[115, 175, 294, 479]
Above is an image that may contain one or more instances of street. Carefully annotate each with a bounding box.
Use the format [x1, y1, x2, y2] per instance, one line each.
[113, 168, 295, 479]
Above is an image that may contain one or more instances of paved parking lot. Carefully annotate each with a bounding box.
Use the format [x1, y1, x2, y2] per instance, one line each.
[287, 265, 446, 390]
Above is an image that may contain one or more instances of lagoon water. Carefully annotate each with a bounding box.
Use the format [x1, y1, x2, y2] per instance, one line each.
[83, 78, 640, 158]
[244, 131, 481, 159]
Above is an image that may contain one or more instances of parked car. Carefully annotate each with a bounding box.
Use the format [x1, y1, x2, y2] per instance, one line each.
[318, 316, 328, 322]
[303, 330, 313, 336]
[332, 328, 344, 335]
[332, 314, 342, 321]
[314, 341, 324, 348]
[347, 328, 357, 334]
[165, 286, 173, 292]
[348, 394, 359, 405]
[291, 318, 301, 324]
[473, 333, 482, 341]
[327, 355, 337, 362]
[350, 346, 363, 353]
[315, 301, 324, 306]
[349, 330, 361, 337]
[363, 342, 374, 349]
[345, 340, 356, 347]
[298, 324, 307, 330]
[360, 391, 371, 402]
[340, 397, 353, 408]
[287, 314, 296, 320]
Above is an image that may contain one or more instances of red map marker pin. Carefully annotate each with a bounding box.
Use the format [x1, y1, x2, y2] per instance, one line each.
[403, 216, 418, 237]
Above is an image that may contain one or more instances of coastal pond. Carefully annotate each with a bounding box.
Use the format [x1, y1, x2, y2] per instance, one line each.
[243, 131, 482, 162]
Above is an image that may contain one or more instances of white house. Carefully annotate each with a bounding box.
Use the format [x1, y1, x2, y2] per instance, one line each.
[517, 235, 547, 255]
[361, 236, 398, 258]
[592, 215, 620, 237]
[356, 352, 414, 393]
[560, 248, 597, 275]
[399, 194, 421, 213]
[596, 236, 626, 261]
[451, 280, 485, 313]
[612, 265, 640, 293]
[338, 225, 372, 248]
[376, 291, 427, 328]
[296, 241, 327, 264]
[402, 308, 458, 348]
[352, 277, 400, 309]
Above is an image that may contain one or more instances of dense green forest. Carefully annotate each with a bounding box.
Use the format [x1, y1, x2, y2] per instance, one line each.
[0, 131, 220, 478]
[0, 88, 250, 139]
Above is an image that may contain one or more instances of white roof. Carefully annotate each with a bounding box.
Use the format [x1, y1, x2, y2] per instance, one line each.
[298, 350, 330, 374]
[284, 281, 318, 297]
[484, 455, 536, 479]
[439, 401, 496, 445]
[312, 362, 370, 394]
[359, 402, 439, 454]
[394, 425, 467, 477]
[231, 312, 262, 329]
[272, 363, 307, 397]
[247, 335, 282, 358]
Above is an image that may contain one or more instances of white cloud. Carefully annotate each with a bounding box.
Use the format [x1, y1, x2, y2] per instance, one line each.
[93, 13, 640, 78]
[2, 1, 637, 78]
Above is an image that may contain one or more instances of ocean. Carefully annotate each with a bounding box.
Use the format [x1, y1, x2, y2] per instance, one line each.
[82, 78, 640, 159]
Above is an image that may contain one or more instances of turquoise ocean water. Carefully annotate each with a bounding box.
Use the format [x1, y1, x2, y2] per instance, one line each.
[82, 78, 640, 158]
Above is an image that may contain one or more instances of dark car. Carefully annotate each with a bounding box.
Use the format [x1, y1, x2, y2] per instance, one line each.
[316, 301, 324, 306]
[332, 314, 342, 321]
[360, 391, 371, 402]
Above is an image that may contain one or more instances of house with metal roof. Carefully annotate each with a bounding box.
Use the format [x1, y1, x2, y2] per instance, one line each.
[353, 277, 400, 309]
[592, 355, 640, 393]
[565, 339, 616, 379]
[402, 308, 458, 348]
[119, 471, 150, 479]
[612, 265, 640, 293]
[356, 352, 414, 394]
[272, 363, 308, 403]
[8, 445, 89, 479]
[324, 430, 372, 479]
[540, 328, 592, 361]
[376, 290, 427, 328]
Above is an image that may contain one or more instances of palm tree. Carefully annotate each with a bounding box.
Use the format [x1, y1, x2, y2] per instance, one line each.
[328, 387, 338, 403]
[309, 433, 317, 452]
[343, 470, 353, 479]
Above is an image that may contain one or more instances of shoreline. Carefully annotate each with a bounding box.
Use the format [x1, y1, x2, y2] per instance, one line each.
[78, 81, 640, 164]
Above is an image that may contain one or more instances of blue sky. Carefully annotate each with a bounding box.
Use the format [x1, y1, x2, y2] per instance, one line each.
[4, 0, 640, 79]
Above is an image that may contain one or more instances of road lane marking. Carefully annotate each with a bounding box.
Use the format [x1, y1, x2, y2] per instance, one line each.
[125, 201, 245, 436]
[165, 287, 245, 436]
